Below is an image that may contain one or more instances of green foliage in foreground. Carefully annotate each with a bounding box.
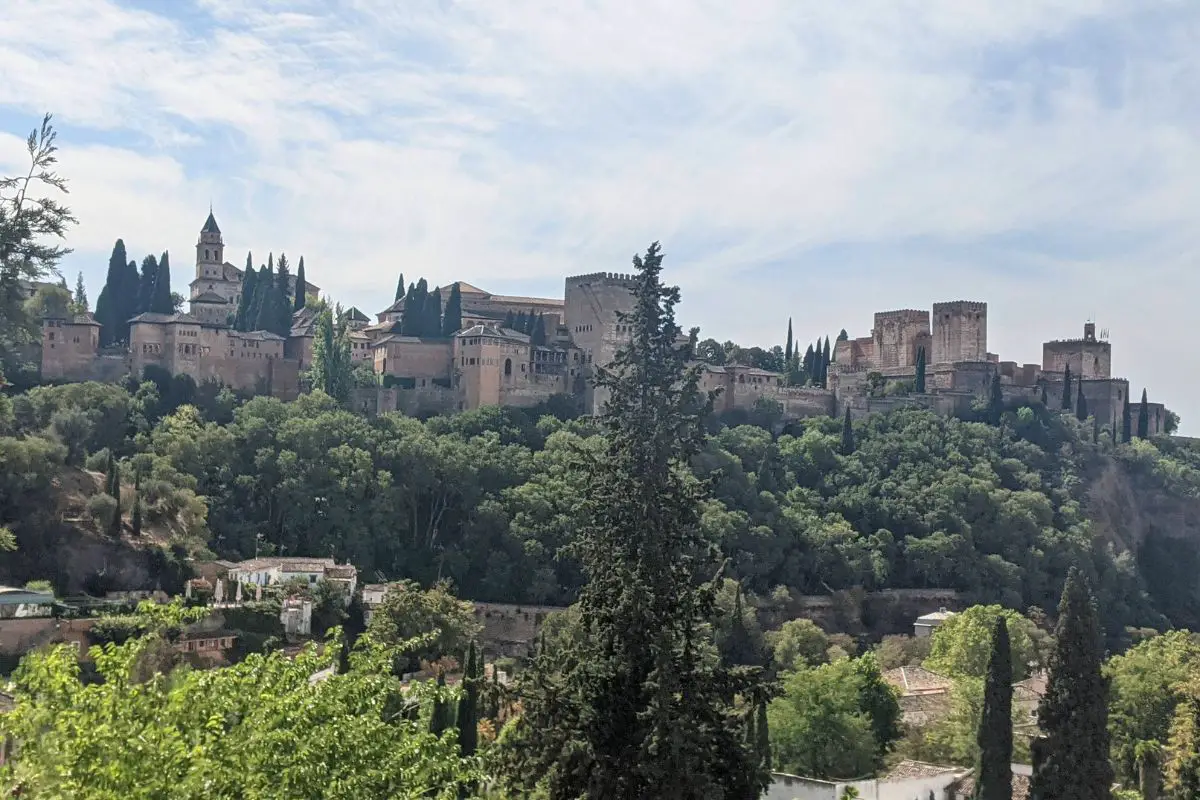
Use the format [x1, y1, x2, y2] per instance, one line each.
[0, 633, 474, 799]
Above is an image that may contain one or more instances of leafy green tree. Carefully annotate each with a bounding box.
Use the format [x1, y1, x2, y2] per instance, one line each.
[442, 283, 462, 337]
[975, 617, 1013, 800]
[496, 242, 769, 800]
[1164, 674, 1200, 799]
[306, 307, 353, 406]
[1032, 568, 1113, 800]
[71, 271, 88, 314]
[294, 256, 307, 313]
[925, 605, 1045, 681]
[915, 346, 927, 393]
[841, 405, 855, 455]
[23, 282, 71, 320]
[855, 652, 902, 760]
[430, 669, 454, 736]
[1062, 365, 1073, 411]
[151, 251, 173, 314]
[767, 618, 831, 672]
[366, 580, 480, 673]
[1138, 389, 1150, 438]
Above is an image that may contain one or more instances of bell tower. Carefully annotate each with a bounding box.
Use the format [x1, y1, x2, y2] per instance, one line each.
[196, 208, 224, 280]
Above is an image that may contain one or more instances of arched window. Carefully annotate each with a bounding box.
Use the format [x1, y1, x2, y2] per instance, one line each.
[205, 249, 210, 260]
[504, 358, 512, 376]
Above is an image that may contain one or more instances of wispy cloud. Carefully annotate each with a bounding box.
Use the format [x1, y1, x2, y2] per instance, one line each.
[1, 0, 1199, 426]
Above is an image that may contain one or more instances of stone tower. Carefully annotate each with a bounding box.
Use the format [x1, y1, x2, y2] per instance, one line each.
[196, 209, 225, 282]
[931, 301, 987, 364]
[563, 272, 638, 415]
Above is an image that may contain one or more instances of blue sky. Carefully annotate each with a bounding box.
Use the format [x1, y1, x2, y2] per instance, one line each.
[2, 0, 1199, 429]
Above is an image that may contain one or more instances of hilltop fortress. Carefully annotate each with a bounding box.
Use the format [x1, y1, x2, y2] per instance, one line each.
[40, 211, 1168, 434]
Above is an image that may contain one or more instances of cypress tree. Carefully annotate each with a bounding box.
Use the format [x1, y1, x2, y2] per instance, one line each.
[988, 371, 1004, 424]
[1061, 365, 1073, 411]
[784, 319, 793, 365]
[274, 254, 292, 336]
[151, 251, 173, 314]
[755, 700, 770, 772]
[841, 405, 855, 456]
[1137, 389, 1150, 438]
[496, 242, 769, 800]
[803, 344, 815, 386]
[251, 264, 274, 332]
[247, 265, 270, 331]
[120, 258, 140, 338]
[821, 336, 831, 386]
[137, 254, 159, 315]
[105, 450, 117, 497]
[531, 314, 547, 346]
[442, 283, 463, 337]
[401, 281, 428, 337]
[1122, 397, 1132, 443]
[293, 256, 307, 313]
[1076, 382, 1088, 422]
[107, 462, 122, 537]
[457, 641, 480, 756]
[235, 256, 256, 331]
[513, 311, 527, 335]
[429, 669, 453, 737]
[1110, 414, 1117, 445]
[337, 593, 367, 675]
[395, 273, 406, 302]
[502, 310, 515, 329]
[1039, 380, 1048, 405]
[915, 346, 927, 393]
[1092, 416, 1100, 444]
[1032, 568, 1113, 800]
[721, 585, 760, 667]
[425, 286, 443, 338]
[975, 617, 1013, 800]
[95, 240, 128, 346]
[131, 473, 142, 537]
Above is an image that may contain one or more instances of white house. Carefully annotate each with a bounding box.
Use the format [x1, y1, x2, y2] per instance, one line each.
[764, 761, 970, 800]
[225, 557, 357, 598]
[913, 608, 957, 638]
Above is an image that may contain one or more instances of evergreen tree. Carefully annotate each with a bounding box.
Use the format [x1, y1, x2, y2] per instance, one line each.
[784, 319, 793, 365]
[1076, 382, 1089, 422]
[531, 314, 547, 346]
[755, 700, 770, 772]
[456, 641, 480, 757]
[855, 652, 903, 762]
[721, 585, 760, 667]
[121, 258, 139, 333]
[337, 593, 367, 675]
[1039, 380, 1048, 405]
[273, 254, 292, 336]
[502, 311, 514, 329]
[293, 256, 307, 313]
[401, 281, 426, 337]
[95, 239, 128, 346]
[137, 254, 158, 315]
[307, 307, 353, 405]
[105, 450, 117, 497]
[442, 283, 463, 337]
[975, 617, 1013, 800]
[915, 346, 927, 393]
[395, 273, 406, 303]
[988, 371, 1004, 425]
[1137, 389, 1150, 438]
[496, 242, 769, 800]
[1122, 397, 1132, 443]
[429, 670, 453, 737]
[1092, 416, 1100, 445]
[252, 264, 275, 332]
[151, 251, 173, 314]
[1164, 678, 1200, 799]
[1061, 365, 1073, 411]
[841, 405, 855, 456]
[424, 286, 443, 338]
[247, 265, 270, 331]
[803, 344, 815, 386]
[1110, 414, 1117, 445]
[107, 461, 122, 537]
[235, 256, 256, 331]
[514, 311, 527, 336]
[821, 337, 831, 386]
[70, 272, 88, 314]
[837, 329, 849, 342]
[131, 473, 142, 537]
[1032, 568, 1113, 800]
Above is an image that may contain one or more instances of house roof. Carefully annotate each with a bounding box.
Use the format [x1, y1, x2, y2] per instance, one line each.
[345, 306, 370, 322]
[372, 333, 449, 347]
[883, 666, 953, 695]
[202, 210, 221, 235]
[129, 312, 201, 325]
[455, 323, 530, 342]
[70, 313, 102, 327]
[379, 298, 406, 315]
[952, 774, 1030, 800]
[229, 557, 338, 573]
[883, 760, 966, 781]
[0, 586, 55, 605]
[489, 293, 563, 308]
[916, 609, 957, 624]
[1014, 671, 1048, 699]
[447, 281, 488, 295]
[235, 330, 286, 342]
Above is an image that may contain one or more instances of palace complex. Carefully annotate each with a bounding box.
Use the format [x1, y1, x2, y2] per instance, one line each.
[40, 211, 1168, 433]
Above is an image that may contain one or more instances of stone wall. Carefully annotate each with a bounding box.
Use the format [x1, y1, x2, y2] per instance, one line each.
[1042, 338, 1112, 380]
[352, 385, 458, 417]
[0, 618, 97, 657]
[873, 309, 930, 369]
[374, 338, 453, 380]
[931, 301, 987, 364]
[563, 272, 637, 414]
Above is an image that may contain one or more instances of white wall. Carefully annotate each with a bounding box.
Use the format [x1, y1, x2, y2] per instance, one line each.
[764, 773, 965, 800]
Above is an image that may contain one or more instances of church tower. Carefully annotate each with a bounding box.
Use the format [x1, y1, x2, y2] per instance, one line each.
[196, 209, 225, 281]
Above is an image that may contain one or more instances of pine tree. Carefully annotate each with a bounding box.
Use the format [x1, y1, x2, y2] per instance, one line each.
[1032, 568, 1113, 800]
[1122, 397, 1132, 443]
[841, 405, 855, 456]
[424, 286, 443, 338]
[442, 283, 463, 337]
[1137, 389, 1150, 438]
[95, 239, 128, 346]
[1061, 365, 1073, 411]
[235, 256, 256, 331]
[131, 473, 143, 537]
[293, 256, 307, 313]
[71, 272, 88, 315]
[137, 254, 158, 315]
[975, 617, 1013, 800]
[151, 251, 172, 314]
[784, 319, 793, 365]
[457, 641, 480, 756]
[915, 346, 927, 393]
[1076, 382, 1089, 422]
[395, 273, 406, 303]
[496, 242, 769, 800]
[429, 669, 454, 737]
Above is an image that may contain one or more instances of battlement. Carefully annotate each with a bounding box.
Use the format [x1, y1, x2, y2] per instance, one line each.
[564, 272, 639, 286]
[1044, 338, 1111, 348]
[932, 300, 987, 313]
[874, 309, 929, 321]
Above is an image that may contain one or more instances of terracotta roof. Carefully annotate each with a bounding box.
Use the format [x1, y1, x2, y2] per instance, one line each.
[129, 312, 201, 325]
[952, 774, 1030, 800]
[229, 557, 337, 572]
[1014, 671, 1048, 698]
[373, 333, 448, 346]
[883, 666, 953, 695]
[455, 323, 530, 343]
[379, 298, 406, 314]
[71, 313, 102, 326]
[884, 760, 965, 781]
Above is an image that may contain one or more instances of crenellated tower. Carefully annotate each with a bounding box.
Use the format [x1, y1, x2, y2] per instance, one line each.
[563, 271, 639, 415]
[931, 301, 987, 364]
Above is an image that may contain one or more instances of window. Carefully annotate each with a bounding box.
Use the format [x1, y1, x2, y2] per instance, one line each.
[504, 358, 512, 376]
[48, 332, 54, 341]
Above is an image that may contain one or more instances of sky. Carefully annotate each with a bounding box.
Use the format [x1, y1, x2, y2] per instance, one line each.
[2, 0, 1199, 429]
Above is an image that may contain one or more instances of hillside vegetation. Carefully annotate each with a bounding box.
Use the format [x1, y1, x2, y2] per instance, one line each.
[2, 375, 1199, 639]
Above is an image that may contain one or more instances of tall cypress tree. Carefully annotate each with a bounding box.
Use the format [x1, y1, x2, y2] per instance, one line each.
[251, 264, 273, 332]
[151, 251, 173, 314]
[293, 256, 307, 313]
[531, 314, 547, 346]
[120, 259, 140, 338]
[721, 585, 760, 667]
[107, 461, 122, 537]
[496, 242, 769, 800]
[424, 286, 443, 338]
[429, 669, 453, 737]
[841, 405, 855, 456]
[94, 239, 128, 346]
[784, 319, 793, 365]
[803, 344, 815, 386]
[988, 371, 1004, 424]
[274, 254, 292, 336]
[1061, 365, 1073, 411]
[71, 272, 88, 315]
[1039, 380, 1048, 405]
[976, 617, 1013, 800]
[915, 346, 927, 393]
[1032, 568, 1113, 800]
[137, 254, 159, 315]
[457, 641, 480, 757]
[395, 273, 406, 303]
[1122, 397, 1133, 443]
[756, 701, 770, 772]
[235, 256, 256, 331]
[1137, 389, 1150, 438]
[821, 337, 831, 386]
[502, 310, 515, 329]
[131, 473, 143, 537]
[1076, 382, 1089, 422]
[442, 283, 463, 337]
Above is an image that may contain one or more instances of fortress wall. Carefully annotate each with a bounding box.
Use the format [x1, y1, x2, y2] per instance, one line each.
[931, 301, 987, 364]
[873, 310, 930, 369]
[1042, 339, 1112, 380]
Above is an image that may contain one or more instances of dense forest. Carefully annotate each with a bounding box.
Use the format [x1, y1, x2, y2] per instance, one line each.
[3, 367, 1199, 641]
